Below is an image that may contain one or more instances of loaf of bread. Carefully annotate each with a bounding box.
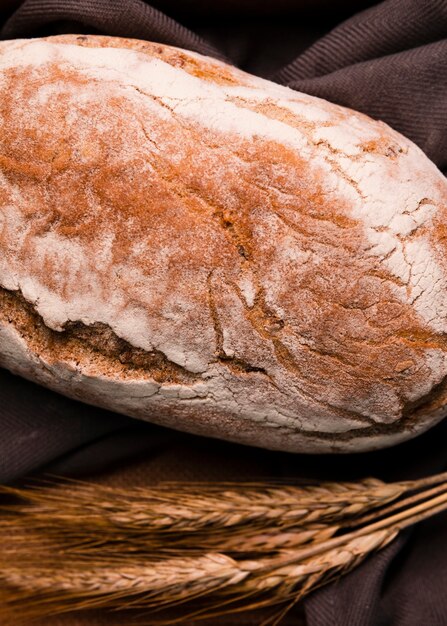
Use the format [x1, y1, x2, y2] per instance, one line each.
[1, 35, 446, 453]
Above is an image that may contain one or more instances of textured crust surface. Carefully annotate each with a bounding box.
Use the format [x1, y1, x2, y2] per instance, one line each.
[1, 35, 447, 452]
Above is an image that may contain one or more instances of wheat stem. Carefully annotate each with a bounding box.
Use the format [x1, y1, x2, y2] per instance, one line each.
[399, 470, 447, 491]
[344, 480, 447, 528]
[261, 489, 447, 573]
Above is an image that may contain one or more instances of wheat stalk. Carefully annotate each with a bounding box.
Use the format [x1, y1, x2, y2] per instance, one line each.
[0, 472, 446, 624]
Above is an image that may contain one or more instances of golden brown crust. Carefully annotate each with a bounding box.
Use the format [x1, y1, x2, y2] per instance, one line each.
[1, 35, 447, 452]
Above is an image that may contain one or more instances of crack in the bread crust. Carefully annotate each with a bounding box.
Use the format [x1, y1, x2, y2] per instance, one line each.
[206, 271, 224, 357]
[206, 272, 274, 382]
[270, 206, 357, 254]
[292, 371, 447, 443]
[222, 95, 372, 202]
[0, 287, 201, 384]
[244, 176, 357, 230]
[134, 116, 253, 262]
[226, 283, 379, 427]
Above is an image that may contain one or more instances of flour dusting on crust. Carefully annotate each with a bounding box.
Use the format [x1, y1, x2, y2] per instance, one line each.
[0, 35, 447, 453]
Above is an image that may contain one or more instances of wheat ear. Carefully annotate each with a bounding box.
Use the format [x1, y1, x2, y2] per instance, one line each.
[0, 472, 446, 624]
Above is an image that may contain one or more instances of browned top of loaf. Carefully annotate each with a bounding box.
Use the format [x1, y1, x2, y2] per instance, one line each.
[1, 34, 447, 449]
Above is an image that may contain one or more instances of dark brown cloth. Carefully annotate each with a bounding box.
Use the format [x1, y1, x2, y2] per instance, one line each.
[0, 1, 447, 625]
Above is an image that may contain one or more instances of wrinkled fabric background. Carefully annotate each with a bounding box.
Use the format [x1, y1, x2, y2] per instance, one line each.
[0, 1, 447, 624]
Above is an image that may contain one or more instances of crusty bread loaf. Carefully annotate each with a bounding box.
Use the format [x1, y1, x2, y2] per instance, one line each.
[1, 35, 447, 453]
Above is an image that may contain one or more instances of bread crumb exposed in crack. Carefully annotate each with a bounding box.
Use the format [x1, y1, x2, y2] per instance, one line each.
[0, 288, 200, 384]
